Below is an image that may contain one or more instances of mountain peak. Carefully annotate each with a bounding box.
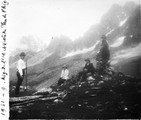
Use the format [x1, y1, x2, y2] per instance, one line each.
[47, 35, 73, 56]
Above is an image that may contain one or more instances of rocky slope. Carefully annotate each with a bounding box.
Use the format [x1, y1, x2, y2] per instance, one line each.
[10, 69, 141, 119]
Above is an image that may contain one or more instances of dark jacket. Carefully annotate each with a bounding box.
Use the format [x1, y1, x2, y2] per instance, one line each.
[100, 45, 110, 61]
[96, 40, 110, 61]
[84, 62, 95, 74]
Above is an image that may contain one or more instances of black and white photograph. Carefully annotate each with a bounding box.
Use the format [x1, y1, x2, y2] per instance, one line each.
[1, 0, 141, 119]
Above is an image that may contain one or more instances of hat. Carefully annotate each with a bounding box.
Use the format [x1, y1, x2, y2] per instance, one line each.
[19, 52, 26, 56]
[85, 58, 90, 62]
[62, 64, 67, 68]
[101, 35, 106, 39]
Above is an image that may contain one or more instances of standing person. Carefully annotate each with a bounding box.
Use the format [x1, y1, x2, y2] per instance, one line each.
[58, 64, 69, 86]
[15, 52, 26, 96]
[100, 35, 110, 62]
[96, 35, 110, 73]
[78, 58, 95, 81]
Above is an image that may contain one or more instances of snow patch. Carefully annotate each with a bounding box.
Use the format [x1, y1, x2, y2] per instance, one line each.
[106, 29, 114, 36]
[110, 36, 125, 47]
[122, 10, 127, 17]
[110, 60, 118, 65]
[119, 17, 128, 27]
[111, 43, 141, 65]
[62, 41, 100, 58]
[130, 35, 133, 38]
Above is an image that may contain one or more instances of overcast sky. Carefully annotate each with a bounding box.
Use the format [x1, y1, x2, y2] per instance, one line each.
[7, 0, 139, 51]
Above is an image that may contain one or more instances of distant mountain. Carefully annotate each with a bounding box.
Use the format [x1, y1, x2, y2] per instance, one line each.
[51, 2, 140, 54]
[19, 35, 47, 52]
[123, 4, 141, 47]
[9, 35, 47, 57]
[9, 35, 48, 65]
[47, 35, 73, 56]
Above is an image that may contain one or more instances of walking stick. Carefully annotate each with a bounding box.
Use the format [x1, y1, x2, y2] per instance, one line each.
[26, 58, 27, 90]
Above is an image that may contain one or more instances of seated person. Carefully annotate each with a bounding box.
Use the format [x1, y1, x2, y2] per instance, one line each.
[58, 64, 69, 86]
[78, 58, 95, 81]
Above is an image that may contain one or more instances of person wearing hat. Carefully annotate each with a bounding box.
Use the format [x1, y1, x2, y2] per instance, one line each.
[57, 64, 69, 86]
[84, 58, 95, 75]
[96, 35, 110, 73]
[15, 52, 26, 96]
[101, 35, 109, 49]
[78, 58, 95, 81]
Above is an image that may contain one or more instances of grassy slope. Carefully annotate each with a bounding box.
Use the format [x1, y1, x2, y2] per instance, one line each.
[10, 45, 141, 91]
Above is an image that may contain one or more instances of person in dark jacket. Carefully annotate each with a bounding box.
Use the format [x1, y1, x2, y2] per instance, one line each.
[83, 58, 95, 74]
[78, 58, 95, 81]
[96, 35, 110, 73]
[100, 35, 110, 62]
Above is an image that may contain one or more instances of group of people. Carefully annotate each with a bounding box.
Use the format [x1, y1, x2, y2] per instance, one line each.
[15, 35, 110, 96]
